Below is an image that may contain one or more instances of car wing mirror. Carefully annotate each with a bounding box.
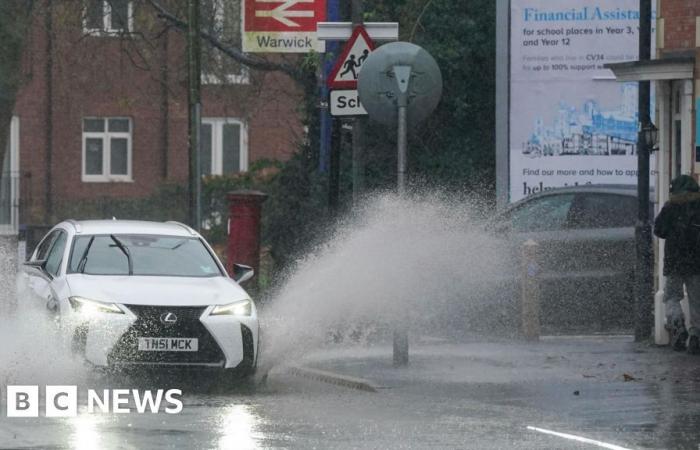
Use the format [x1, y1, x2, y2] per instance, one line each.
[232, 263, 254, 284]
[24, 259, 47, 270]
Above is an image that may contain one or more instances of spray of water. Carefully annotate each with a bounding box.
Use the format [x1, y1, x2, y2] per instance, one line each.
[0, 276, 91, 387]
[260, 192, 512, 371]
[0, 296, 89, 385]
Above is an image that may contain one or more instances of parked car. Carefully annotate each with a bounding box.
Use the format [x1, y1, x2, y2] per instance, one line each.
[20, 220, 259, 377]
[489, 185, 653, 332]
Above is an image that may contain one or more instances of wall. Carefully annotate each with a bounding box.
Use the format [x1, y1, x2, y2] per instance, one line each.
[12, 1, 302, 225]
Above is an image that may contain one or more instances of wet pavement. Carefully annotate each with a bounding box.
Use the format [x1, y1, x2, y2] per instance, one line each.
[1, 335, 699, 449]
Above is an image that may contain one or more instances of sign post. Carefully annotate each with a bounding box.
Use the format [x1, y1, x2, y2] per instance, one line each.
[358, 42, 443, 366]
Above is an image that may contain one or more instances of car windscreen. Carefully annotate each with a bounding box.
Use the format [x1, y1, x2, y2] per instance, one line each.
[67, 234, 222, 277]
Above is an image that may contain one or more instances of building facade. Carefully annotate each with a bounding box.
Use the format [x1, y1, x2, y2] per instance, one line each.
[4, 0, 302, 233]
[610, 0, 700, 343]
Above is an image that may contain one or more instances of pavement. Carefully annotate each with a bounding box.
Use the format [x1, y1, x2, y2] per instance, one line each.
[294, 334, 700, 450]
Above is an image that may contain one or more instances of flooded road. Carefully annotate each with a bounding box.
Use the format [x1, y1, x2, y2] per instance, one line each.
[2, 336, 700, 450]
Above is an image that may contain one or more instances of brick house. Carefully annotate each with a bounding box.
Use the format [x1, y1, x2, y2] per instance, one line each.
[3, 0, 302, 235]
[608, 0, 700, 343]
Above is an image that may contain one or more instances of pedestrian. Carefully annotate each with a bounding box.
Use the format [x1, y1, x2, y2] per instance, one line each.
[654, 174, 700, 354]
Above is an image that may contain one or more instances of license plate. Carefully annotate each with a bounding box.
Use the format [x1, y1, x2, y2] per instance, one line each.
[137, 337, 198, 352]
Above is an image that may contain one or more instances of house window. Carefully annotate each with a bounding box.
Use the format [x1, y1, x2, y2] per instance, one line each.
[200, 119, 248, 175]
[84, 0, 133, 34]
[82, 118, 133, 182]
[200, 0, 248, 84]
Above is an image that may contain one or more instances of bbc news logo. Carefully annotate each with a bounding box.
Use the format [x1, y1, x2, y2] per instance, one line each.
[5, 386, 183, 417]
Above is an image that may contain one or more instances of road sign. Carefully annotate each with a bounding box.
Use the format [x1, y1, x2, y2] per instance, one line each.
[243, 0, 326, 53]
[329, 90, 367, 116]
[327, 26, 375, 89]
[357, 42, 443, 127]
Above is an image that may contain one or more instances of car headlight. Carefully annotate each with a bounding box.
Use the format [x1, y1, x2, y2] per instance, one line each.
[69, 296, 123, 315]
[210, 299, 253, 316]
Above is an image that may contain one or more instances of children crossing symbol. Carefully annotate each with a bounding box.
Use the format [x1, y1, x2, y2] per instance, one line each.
[327, 26, 375, 89]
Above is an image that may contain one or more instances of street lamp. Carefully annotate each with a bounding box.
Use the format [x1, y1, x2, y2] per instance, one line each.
[641, 121, 659, 152]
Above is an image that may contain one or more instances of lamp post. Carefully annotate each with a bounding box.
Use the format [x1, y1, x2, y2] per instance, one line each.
[642, 121, 658, 152]
[632, 0, 654, 343]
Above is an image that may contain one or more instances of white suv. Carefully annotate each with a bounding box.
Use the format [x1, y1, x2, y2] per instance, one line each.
[21, 220, 259, 376]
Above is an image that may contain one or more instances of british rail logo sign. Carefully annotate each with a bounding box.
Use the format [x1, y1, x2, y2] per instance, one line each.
[243, 0, 327, 53]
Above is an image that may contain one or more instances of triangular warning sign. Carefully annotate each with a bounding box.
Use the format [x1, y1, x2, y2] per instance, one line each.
[327, 26, 375, 89]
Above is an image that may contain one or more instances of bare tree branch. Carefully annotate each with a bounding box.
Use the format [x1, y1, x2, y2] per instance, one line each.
[146, 0, 301, 80]
[409, 0, 433, 43]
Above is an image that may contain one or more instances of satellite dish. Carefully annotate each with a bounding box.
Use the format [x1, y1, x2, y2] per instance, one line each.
[357, 42, 443, 127]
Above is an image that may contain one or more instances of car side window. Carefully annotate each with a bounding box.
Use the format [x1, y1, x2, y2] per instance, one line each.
[509, 194, 575, 232]
[34, 230, 60, 261]
[44, 231, 67, 276]
[570, 194, 637, 229]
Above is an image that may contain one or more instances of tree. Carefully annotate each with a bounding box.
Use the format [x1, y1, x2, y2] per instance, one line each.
[364, 0, 496, 194]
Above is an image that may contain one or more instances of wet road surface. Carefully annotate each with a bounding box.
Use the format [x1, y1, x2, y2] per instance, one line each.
[1, 336, 700, 449]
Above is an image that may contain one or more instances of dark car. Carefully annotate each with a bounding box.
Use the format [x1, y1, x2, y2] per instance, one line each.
[490, 185, 654, 333]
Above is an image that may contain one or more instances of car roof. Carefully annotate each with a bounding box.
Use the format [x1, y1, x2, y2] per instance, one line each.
[509, 184, 654, 209]
[59, 220, 197, 237]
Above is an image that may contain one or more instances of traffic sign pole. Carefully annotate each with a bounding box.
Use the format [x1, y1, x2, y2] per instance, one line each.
[397, 104, 407, 194]
[394, 96, 409, 367]
[351, 0, 365, 205]
[393, 65, 410, 366]
[319, 0, 340, 173]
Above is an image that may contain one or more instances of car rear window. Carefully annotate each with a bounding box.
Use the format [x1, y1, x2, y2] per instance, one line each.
[571, 193, 637, 229]
[68, 234, 222, 277]
[509, 194, 575, 232]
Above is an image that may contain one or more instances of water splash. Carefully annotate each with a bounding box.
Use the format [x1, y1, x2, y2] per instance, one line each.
[260, 192, 511, 371]
[0, 280, 91, 386]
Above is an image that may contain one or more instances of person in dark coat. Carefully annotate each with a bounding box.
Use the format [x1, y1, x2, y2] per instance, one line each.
[654, 174, 700, 353]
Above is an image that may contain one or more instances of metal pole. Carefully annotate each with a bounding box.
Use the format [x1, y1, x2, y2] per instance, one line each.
[328, 120, 341, 212]
[320, 0, 340, 173]
[393, 101, 409, 366]
[397, 105, 407, 194]
[634, 0, 653, 341]
[194, 102, 202, 230]
[495, 0, 510, 210]
[187, 0, 202, 230]
[351, 0, 365, 205]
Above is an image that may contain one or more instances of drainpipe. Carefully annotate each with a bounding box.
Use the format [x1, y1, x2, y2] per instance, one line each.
[44, 0, 53, 222]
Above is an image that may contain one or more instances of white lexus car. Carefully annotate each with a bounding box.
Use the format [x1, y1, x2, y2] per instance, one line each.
[21, 220, 259, 376]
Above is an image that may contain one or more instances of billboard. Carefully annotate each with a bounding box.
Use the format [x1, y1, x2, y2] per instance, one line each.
[509, 0, 654, 202]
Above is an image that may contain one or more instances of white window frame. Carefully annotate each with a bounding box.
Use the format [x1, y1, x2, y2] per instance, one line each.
[202, 118, 249, 175]
[201, 0, 249, 85]
[0, 116, 20, 235]
[83, 0, 134, 35]
[82, 117, 133, 183]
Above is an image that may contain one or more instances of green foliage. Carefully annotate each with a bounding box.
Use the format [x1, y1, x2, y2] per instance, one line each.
[363, 0, 496, 193]
[199, 159, 281, 246]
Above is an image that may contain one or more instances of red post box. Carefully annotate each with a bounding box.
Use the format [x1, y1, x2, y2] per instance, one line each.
[226, 190, 267, 282]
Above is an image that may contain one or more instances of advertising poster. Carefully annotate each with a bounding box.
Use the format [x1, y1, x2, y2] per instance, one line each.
[509, 0, 654, 202]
